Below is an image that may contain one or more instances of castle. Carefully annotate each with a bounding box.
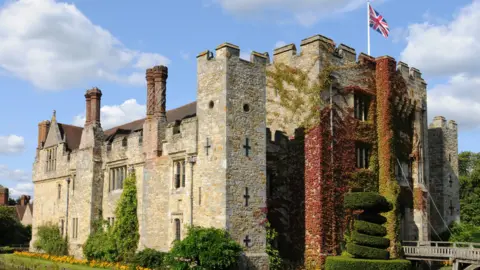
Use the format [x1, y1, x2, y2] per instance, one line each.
[31, 34, 460, 269]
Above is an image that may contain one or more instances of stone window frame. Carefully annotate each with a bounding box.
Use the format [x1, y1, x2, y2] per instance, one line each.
[355, 142, 371, 169]
[108, 165, 127, 192]
[72, 217, 79, 239]
[174, 218, 181, 241]
[354, 93, 370, 121]
[46, 146, 57, 172]
[57, 183, 61, 199]
[173, 159, 186, 190]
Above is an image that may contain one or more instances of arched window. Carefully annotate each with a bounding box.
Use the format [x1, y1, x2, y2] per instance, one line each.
[175, 219, 181, 241]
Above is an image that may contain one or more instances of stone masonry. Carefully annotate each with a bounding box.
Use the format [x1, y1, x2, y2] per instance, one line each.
[31, 34, 459, 269]
[428, 116, 460, 235]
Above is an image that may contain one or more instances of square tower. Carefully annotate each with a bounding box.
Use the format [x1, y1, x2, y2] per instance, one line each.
[195, 44, 270, 269]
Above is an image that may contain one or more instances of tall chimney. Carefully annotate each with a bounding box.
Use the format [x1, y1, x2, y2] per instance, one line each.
[85, 87, 102, 126]
[152, 66, 168, 121]
[146, 68, 155, 117]
[37, 120, 51, 149]
[85, 92, 92, 125]
[19, 195, 30, 206]
[0, 186, 8, 206]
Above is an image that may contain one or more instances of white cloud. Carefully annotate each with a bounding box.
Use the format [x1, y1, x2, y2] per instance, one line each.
[274, 41, 286, 48]
[0, 165, 30, 183]
[0, 0, 170, 90]
[0, 135, 25, 154]
[428, 74, 480, 130]
[400, 1, 480, 77]
[9, 183, 34, 198]
[212, 0, 365, 26]
[398, 1, 480, 130]
[73, 99, 146, 129]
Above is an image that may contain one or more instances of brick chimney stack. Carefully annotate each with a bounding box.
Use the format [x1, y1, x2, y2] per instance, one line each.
[37, 120, 51, 149]
[19, 195, 31, 206]
[85, 87, 102, 127]
[146, 68, 155, 117]
[0, 186, 8, 206]
[153, 66, 168, 121]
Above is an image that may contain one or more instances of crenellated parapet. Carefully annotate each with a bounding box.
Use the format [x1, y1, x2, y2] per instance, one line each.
[197, 42, 269, 65]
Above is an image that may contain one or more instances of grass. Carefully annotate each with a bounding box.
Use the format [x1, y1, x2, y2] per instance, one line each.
[0, 254, 102, 270]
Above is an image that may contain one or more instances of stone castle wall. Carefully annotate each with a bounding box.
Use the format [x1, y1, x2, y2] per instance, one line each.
[428, 116, 460, 235]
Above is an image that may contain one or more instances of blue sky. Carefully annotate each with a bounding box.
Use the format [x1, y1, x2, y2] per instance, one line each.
[0, 0, 478, 198]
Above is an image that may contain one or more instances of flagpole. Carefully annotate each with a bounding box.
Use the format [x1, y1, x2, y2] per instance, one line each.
[367, 0, 371, 55]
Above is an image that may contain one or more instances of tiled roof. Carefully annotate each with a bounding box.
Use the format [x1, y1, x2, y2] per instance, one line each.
[57, 101, 197, 150]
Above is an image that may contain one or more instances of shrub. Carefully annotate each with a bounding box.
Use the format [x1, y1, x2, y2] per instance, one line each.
[33, 223, 68, 256]
[83, 220, 118, 262]
[133, 248, 166, 269]
[346, 243, 389, 260]
[357, 212, 387, 225]
[350, 232, 390, 249]
[325, 256, 411, 270]
[354, 220, 387, 237]
[111, 171, 139, 263]
[166, 226, 243, 270]
[344, 192, 392, 213]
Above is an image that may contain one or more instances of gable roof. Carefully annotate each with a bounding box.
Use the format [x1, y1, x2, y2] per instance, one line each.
[56, 101, 197, 150]
[58, 124, 84, 151]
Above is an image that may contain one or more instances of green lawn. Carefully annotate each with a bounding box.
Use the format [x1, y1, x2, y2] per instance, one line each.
[0, 254, 103, 270]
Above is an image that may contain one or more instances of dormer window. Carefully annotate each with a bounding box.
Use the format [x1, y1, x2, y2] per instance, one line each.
[107, 142, 112, 151]
[139, 131, 143, 145]
[46, 147, 57, 172]
[122, 137, 128, 147]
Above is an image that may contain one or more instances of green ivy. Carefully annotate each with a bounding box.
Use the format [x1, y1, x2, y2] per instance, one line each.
[83, 220, 118, 262]
[265, 221, 282, 270]
[111, 170, 139, 263]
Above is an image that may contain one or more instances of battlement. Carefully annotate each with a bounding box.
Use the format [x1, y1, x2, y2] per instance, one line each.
[197, 42, 269, 65]
[271, 34, 425, 82]
[429, 116, 458, 131]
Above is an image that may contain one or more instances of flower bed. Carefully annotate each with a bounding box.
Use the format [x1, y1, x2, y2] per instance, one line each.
[14, 251, 150, 270]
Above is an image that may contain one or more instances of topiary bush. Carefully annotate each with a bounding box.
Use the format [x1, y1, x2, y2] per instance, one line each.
[133, 248, 167, 269]
[354, 220, 387, 237]
[325, 256, 411, 270]
[166, 226, 243, 270]
[33, 223, 68, 256]
[344, 192, 393, 260]
[344, 192, 393, 213]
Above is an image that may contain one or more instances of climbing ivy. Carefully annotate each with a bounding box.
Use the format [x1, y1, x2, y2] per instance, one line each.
[111, 169, 139, 263]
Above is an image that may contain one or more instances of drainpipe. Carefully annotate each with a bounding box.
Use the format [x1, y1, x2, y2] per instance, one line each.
[188, 156, 197, 225]
[65, 177, 71, 239]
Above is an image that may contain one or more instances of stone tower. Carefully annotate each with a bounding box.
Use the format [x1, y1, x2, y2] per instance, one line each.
[428, 116, 460, 235]
[195, 43, 269, 269]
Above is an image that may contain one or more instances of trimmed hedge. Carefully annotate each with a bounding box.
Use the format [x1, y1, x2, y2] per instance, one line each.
[357, 212, 387, 225]
[325, 256, 411, 270]
[351, 232, 390, 249]
[346, 243, 389, 260]
[344, 192, 393, 213]
[133, 248, 166, 269]
[354, 220, 387, 237]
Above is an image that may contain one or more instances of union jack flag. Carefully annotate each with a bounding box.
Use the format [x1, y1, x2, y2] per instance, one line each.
[369, 5, 389, 38]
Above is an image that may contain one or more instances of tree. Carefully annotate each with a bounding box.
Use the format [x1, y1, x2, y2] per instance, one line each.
[0, 206, 30, 245]
[458, 152, 480, 226]
[8, 198, 16, 205]
[111, 169, 139, 262]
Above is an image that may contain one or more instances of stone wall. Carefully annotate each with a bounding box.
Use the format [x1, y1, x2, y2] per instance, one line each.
[196, 44, 269, 269]
[428, 116, 460, 235]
